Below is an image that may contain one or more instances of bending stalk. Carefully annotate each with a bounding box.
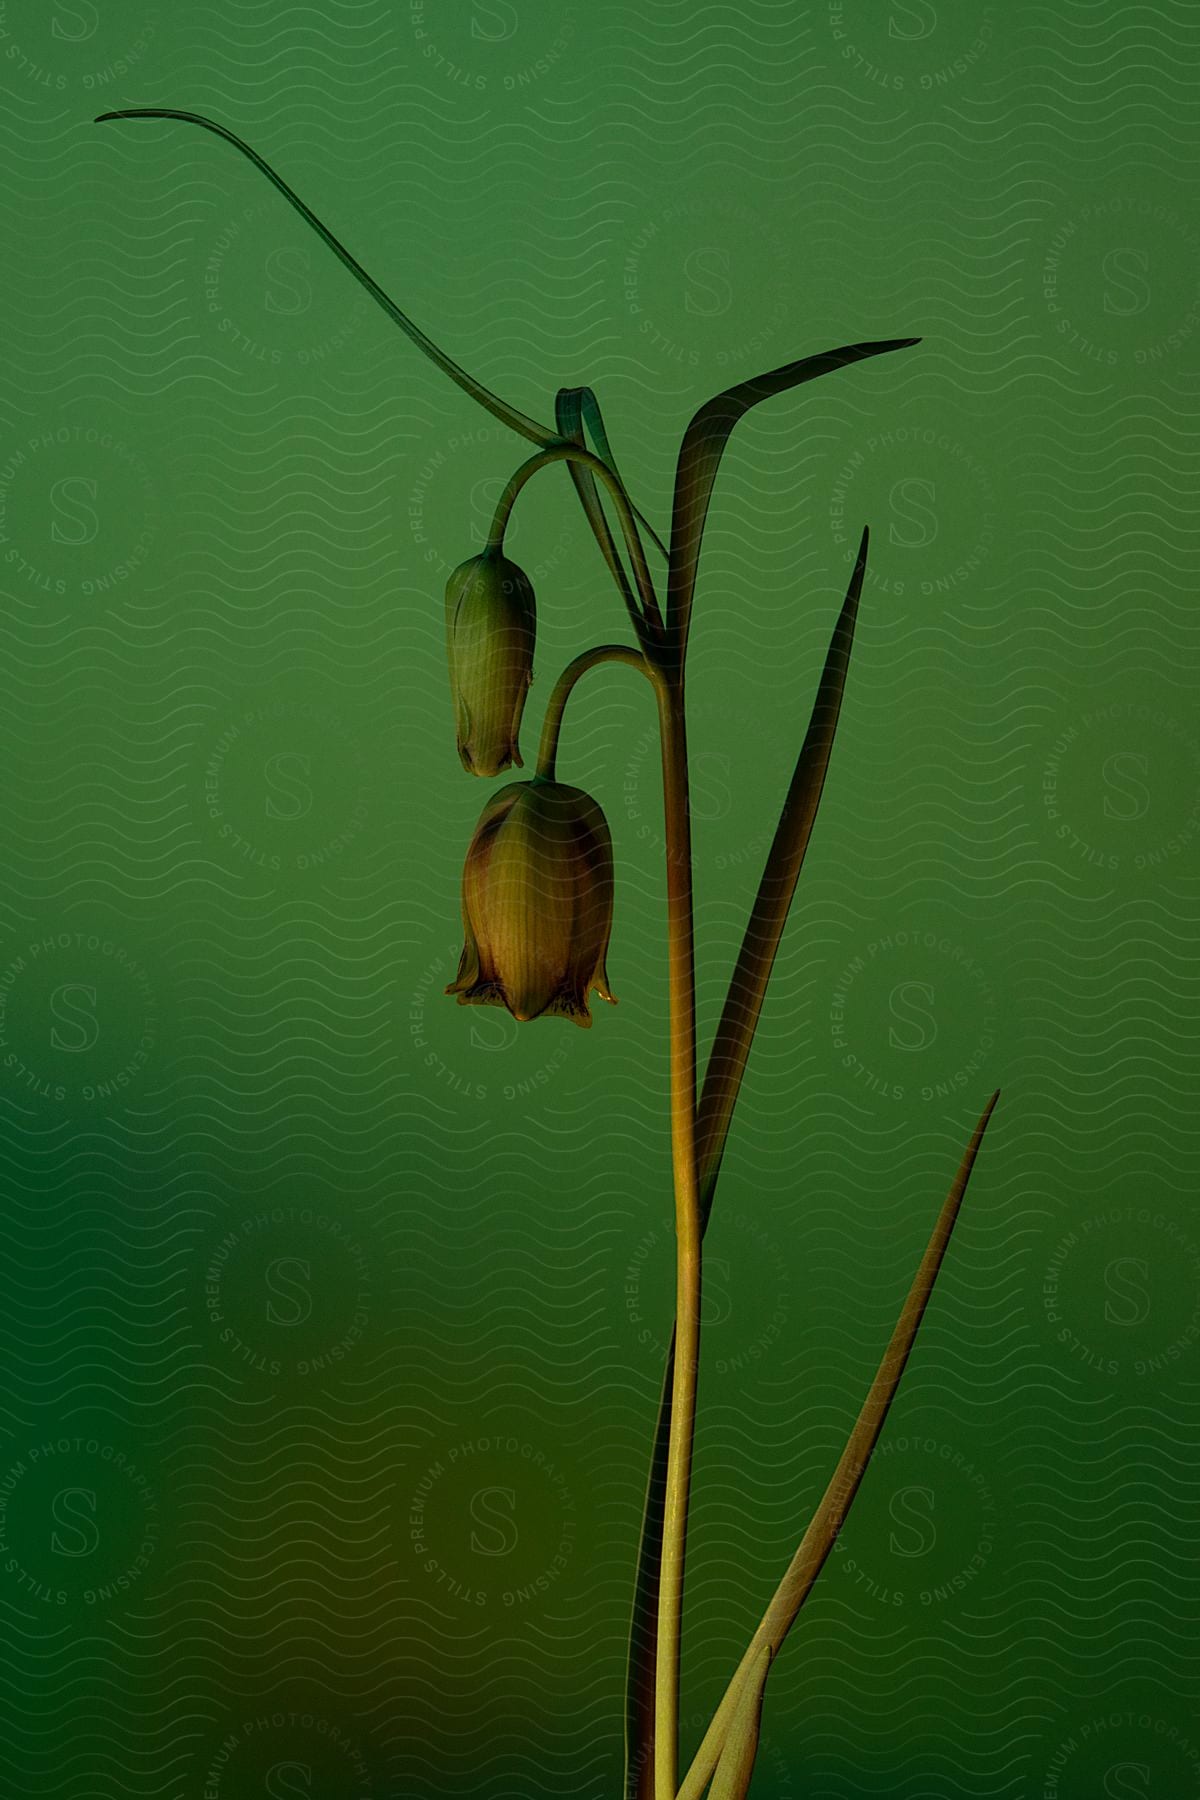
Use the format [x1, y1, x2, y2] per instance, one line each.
[487, 444, 661, 641]
[535, 646, 658, 782]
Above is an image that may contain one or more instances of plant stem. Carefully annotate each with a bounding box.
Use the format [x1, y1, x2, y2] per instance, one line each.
[487, 444, 661, 639]
[535, 641, 696, 1800]
[653, 673, 702, 1800]
[624, 531, 869, 1799]
[535, 645, 655, 781]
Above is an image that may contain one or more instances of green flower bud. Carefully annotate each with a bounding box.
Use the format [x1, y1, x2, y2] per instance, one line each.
[446, 776, 617, 1028]
[445, 549, 536, 777]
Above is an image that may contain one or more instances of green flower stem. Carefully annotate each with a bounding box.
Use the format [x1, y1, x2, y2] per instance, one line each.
[625, 536, 870, 1800]
[535, 645, 657, 782]
[674, 1089, 1001, 1800]
[652, 672, 702, 1800]
[487, 444, 661, 640]
[535, 640, 699, 1800]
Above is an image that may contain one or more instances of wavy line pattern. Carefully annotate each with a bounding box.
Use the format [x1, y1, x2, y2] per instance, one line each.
[1, 0, 1198, 1795]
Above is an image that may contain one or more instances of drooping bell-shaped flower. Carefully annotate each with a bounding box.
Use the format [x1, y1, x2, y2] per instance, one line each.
[446, 777, 617, 1028]
[445, 549, 536, 777]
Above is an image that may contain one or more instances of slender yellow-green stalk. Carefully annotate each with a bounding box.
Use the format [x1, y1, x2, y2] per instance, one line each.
[625, 344, 920, 1800]
[531, 632, 699, 1800]
[498, 434, 702, 1800]
[535, 644, 657, 781]
[532, 635, 697, 1800]
[652, 673, 702, 1800]
[487, 443, 661, 642]
[624, 537, 869, 1798]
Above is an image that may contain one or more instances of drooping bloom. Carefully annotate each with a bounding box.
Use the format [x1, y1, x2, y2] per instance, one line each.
[446, 777, 617, 1028]
[445, 549, 536, 777]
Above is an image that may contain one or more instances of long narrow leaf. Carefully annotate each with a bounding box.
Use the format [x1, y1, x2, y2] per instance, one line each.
[677, 1090, 1001, 1800]
[578, 387, 670, 563]
[666, 338, 920, 651]
[556, 387, 648, 644]
[697, 525, 870, 1217]
[95, 108, 554, 448]
[556, 386, 666, 638]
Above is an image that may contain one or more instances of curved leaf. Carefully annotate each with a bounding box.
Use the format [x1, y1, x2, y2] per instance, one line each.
[556, 387, 647, 643]
[95, 108, 554, 447]
[696, 525, 870, 1214]
[666, 338, 920, 651]
[577, 386, 669, 563]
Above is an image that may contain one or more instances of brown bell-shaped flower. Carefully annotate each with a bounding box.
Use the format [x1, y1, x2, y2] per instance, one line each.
[446, 777, 617, 1028]
[445, 549, 536, 777]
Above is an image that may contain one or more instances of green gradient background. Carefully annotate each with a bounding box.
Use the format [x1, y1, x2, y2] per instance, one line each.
[1, 2, 1198, 1795]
